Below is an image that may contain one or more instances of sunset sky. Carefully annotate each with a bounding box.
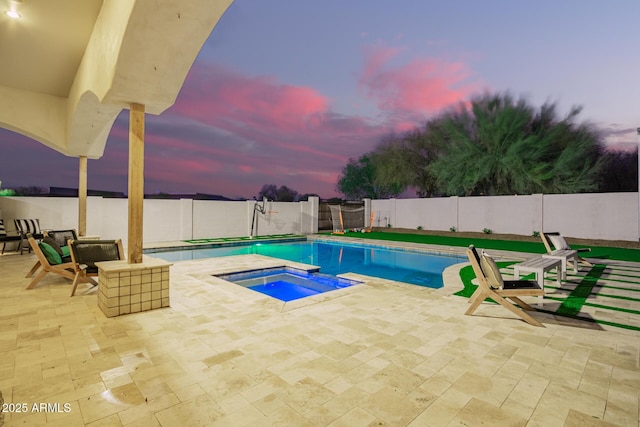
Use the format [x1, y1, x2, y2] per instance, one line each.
[1, 1, 638, 199]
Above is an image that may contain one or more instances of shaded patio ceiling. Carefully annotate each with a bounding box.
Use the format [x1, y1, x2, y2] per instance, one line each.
[0, 0, 233, 159]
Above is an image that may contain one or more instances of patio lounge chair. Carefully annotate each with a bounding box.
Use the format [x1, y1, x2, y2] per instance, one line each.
[465, 245, 545, 327]
[541, 231, 593, 267]
[0, 219, 22, 254]
[25, 233, 76, 290]
[25, 229, 79, 278]
[14, 219, 45, 254]
[68, 239, 124, 296]
[45, 229, 78, 249]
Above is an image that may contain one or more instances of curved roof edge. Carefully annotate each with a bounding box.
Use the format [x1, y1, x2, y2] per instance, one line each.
[0, 0, 233, 158]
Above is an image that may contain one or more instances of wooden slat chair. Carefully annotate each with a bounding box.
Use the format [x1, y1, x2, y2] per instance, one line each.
[0, 219, 22, 254]
[541, 231, 593, 267]
[26, 229, 79, 279]
[25, 234, 76, 290]
[68, 239, 124, 296]
[465, 245, 545, 327]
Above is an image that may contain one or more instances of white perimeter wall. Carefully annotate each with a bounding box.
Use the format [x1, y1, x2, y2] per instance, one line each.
[1, 193, 637, 246]
[370, 192, 639, 241]
[0, 197, 319, 250]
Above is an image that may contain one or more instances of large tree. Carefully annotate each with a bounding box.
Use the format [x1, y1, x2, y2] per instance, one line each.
[372, 125, 442, 197]
[428, 92, 603, 196]
[336, 154, 403, 200]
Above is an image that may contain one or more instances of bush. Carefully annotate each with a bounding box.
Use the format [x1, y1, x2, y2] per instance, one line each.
[449, 226, 457, 232]
[482, 228, 492, 234]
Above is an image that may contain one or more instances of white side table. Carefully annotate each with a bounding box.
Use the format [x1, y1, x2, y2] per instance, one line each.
[513, 257, 562, 305]
[542, 249, 578, 280]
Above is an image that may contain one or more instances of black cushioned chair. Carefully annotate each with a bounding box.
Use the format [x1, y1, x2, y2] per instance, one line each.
[68, 239, 124, 296]
[45, 229, 78, 249]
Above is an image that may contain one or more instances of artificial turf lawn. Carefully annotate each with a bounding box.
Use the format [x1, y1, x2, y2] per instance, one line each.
[328, 230, 640, 262]
[332, 230, 640, 330]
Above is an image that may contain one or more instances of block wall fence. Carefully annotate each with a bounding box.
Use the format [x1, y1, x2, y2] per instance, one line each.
[1, 192, 637, 247]
[369, 193, 638, 241]
[0, 196, 319, 250]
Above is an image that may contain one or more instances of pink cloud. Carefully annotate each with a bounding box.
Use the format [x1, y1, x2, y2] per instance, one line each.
[156, 49, 480, 197]
[203, 74, 329, 131]
[359, 43, 478, 117]
[171, 64, 386, 167]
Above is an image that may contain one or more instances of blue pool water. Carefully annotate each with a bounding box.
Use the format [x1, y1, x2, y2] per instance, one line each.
[217, 267, 361, 302]
[149, 240, 464, 289]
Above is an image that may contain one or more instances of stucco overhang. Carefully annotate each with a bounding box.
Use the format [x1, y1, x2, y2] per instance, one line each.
[0, 0, 233, 158]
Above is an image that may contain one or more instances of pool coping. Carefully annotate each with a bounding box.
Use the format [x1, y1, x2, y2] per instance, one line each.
[145, 233, 536, 260]
[174, 254, 373, 312]
[144, 235, 307, 253]
[215, 266, 364, 301]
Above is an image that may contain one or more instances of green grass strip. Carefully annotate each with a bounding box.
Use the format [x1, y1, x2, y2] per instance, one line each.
[589, 320, 640, 332]
[332, 231, 640, 262]
[501, 266, 640, 293]
[544, 296, 640, 316]
[593, 274, 640, 283]
[601, 265, 640, 272]
[542, 282, 640, 294]
[536, 306, 640, 332]
[455, 265, 479, 298]
[544, 285, 640, 303]
[556, 264, 607, 316]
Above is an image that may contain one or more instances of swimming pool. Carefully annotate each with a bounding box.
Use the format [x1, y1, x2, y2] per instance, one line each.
[149, 240, 464, 288]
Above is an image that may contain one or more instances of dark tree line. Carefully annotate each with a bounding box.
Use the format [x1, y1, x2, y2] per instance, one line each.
[256, 184, 318, 202]
[598, 150, 638, 192]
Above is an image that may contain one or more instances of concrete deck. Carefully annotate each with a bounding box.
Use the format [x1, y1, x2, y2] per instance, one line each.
[1, 239, 638, 426]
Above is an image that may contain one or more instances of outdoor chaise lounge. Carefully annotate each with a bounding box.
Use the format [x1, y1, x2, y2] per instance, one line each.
[25, 233, 76, 290]
[68, 239, 124, 296]
[465, 245, 545, 327]
[541, 231, 592, 271]
[0, 219, 22, 254]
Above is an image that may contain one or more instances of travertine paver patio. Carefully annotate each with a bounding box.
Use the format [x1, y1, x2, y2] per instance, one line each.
[0, 244, 638, 426]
